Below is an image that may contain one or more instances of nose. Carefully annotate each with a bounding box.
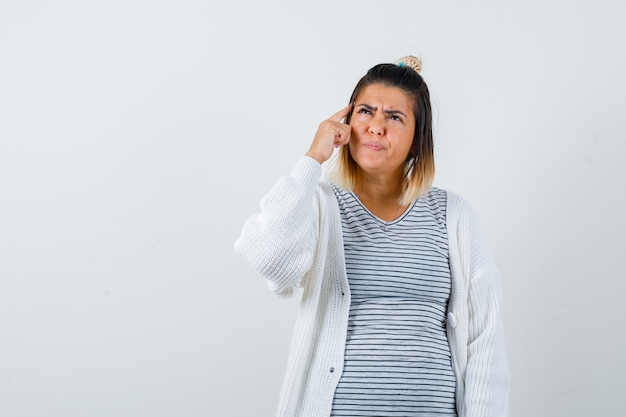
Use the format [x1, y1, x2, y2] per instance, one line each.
[369, 126, 383, 136]
[368, 117, 384, 136]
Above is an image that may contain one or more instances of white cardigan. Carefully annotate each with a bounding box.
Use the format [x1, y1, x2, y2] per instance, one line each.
[235, 157, 509, 417]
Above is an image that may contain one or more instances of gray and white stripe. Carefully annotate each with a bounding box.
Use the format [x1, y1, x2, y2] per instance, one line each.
[330, 186, 456, 417]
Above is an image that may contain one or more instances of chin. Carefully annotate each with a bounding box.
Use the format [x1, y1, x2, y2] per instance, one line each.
[354, 159, 386, 172]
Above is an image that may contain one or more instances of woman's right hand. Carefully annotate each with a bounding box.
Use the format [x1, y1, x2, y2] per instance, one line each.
[305, 104, 353, 164]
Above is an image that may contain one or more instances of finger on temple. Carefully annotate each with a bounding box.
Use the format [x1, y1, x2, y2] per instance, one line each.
[329, 103, 353, 123]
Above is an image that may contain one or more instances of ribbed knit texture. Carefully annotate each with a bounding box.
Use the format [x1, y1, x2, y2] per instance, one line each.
[234, 156, 509, 417]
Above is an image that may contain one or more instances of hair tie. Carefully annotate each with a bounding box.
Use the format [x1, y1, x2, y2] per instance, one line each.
[395, 55, 422, 73]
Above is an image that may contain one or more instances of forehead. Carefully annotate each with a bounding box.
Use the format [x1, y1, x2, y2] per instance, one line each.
[354, 84, 413, 111]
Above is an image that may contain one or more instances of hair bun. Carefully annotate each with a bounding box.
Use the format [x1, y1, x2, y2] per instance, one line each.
[395, 55, 422, 73]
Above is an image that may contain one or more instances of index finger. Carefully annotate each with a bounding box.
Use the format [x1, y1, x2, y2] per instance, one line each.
[329, 103, 354, 123]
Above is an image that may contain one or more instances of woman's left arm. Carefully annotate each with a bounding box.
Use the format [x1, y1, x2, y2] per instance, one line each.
[463, 204, 510, 416]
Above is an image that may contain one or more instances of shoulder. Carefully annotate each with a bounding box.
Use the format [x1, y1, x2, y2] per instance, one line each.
[318, 179, 336, 200]
[428, 187, 472, 218]
[315, 179, 342, 218]
[424, 186, 448, 203]
[435, 188, 485, 238]
[439, 188, 469, 211]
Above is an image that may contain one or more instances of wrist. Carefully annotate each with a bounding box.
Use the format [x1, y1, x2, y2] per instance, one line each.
[305, 151, 325, 164]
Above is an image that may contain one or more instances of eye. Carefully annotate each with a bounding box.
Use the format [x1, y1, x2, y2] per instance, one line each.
[388, 114, 403, 122]
[357, 108, 371, 114]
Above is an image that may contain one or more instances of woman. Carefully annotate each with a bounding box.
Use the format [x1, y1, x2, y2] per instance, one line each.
[235, 56, 509, 417]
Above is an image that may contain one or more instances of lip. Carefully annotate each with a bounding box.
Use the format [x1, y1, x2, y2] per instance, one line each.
[364, 142, 384, 151]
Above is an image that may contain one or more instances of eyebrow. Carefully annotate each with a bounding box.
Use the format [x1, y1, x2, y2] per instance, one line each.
[357, 103, 407, 118]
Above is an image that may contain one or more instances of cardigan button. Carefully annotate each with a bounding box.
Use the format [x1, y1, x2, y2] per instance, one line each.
[329, 367, 335, 373]
[447, 313, 458, 329]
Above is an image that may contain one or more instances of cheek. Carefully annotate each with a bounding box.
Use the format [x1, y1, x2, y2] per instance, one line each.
[347, 137, 365, 159]
[347, 140, 357, 155]
[348, 127, 364, 144]
[403, 137, 415, 153]
[393, 135, 414, 157]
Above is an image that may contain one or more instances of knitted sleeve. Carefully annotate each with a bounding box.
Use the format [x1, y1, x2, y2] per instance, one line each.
[234, 157, 322, 297]
[460, 200, 510, 416]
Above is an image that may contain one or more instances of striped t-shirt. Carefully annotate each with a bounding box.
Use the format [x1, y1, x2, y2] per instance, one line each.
[330, 185, 457, 417]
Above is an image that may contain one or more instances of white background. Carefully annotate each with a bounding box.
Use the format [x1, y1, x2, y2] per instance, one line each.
[1, 1, 625, 416]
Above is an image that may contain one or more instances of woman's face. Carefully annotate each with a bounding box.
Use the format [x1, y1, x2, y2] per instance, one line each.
[348, 83, 416, 178]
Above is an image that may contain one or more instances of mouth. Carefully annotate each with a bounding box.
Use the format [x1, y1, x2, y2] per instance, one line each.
[364, 143, 384, 151]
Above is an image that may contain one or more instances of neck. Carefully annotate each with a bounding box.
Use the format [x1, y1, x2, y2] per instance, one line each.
[353, 167, 404, 204]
